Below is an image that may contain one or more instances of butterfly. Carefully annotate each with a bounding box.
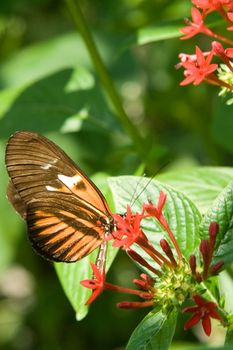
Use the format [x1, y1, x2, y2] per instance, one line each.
[5, 131, 114, 266]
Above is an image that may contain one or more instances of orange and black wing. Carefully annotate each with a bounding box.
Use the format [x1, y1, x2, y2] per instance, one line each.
[5, 131, 113, 262]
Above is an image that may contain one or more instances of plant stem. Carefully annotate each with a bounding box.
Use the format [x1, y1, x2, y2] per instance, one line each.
[65, 0, 145, 153]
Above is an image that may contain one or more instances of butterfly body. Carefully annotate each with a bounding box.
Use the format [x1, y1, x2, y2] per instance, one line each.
[5, 131, 113, 263]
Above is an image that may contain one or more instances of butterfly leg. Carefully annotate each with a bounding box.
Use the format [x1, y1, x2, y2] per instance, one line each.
[94, 240, 107, 277]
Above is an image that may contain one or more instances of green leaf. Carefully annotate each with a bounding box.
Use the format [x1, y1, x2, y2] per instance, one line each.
[0, 32, 93, 88]
[0, 66, 117, 137]
[122, 23, 181, 50]
[126, 307, 178, 350]
[199, 182, 233, 265]
[136, 24, 181, 45]
[157, 167, 233, 214]
[108, 176, 201, 268]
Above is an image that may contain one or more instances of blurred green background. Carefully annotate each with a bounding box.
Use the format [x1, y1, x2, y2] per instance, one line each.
[0, 0, 232, 349]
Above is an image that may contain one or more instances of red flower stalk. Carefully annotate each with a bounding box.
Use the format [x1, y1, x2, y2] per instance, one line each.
[180, 7, 214, 40]
[199, 222, 222, 280]
[188, 222, 223, 282]
[133, 273, 155, 292]
[143, 191, 167, 227]
[208, 221, 219, 247]
[81, 262, 106, 304]
[117, 300, 154, 309]
[183, 294, 222, 336]
[143, 192, 183, 263]
[212, 41, 233, 71]
[210, 261, 224, 274]
[127, 248, 161, 276]
[189, 254, 197, 277]
[160, 239, 177, 267]
[200, 240, 211, 279]
[180, 46, 218, 86]
[189, 254, 202, 282]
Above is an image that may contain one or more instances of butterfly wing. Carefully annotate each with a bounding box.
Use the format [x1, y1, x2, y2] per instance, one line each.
[5, 131, 113, 262]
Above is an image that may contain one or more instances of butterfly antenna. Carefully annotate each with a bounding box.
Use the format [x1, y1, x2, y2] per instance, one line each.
[130, 173, 146, 207]
[130, 161, 170, 208]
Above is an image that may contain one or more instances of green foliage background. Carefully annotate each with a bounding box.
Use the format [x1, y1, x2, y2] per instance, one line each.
[0, 0, 232, 349]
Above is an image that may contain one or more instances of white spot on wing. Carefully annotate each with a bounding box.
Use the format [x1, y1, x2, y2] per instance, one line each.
[41, 163, 52, 170]
[58, 174, 83, 189]
[46, 185, 58, 191]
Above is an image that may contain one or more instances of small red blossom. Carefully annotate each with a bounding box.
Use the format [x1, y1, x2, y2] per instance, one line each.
[180, 7, 214, 40]
[225, 47, 233, 57]
[127, 248, 161, 276]
[212, 41, 233, 70]
[160, 239, 177, 267]
[112, 205, 146, 249]
[183, 294, 222, 336]
[176, 51, 210, 69]
[210, 261, 224, 274]
[212, 41, 225, 56]
[80, 263, 105, 304]
[133, 273, 155, 291]
[192, 0, 231, 13]
[227, 11, 233, 30]
[180, 46, 218, 86]
[143, 191, 167, 227]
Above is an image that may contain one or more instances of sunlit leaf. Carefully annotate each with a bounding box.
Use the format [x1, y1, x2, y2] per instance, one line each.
[126, 307, 177, 350]
[157, 167, 233, 213]
[199, 182, 233, 265]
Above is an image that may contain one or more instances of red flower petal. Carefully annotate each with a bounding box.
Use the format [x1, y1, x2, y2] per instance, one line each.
[202, 314, 211, 336]
[184, 312, 202, 330]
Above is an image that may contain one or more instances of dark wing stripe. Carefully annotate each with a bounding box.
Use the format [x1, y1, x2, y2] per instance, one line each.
[27, 192, 107, 221]
[34, 226, 75, 245]
[55, 234, 101, 262]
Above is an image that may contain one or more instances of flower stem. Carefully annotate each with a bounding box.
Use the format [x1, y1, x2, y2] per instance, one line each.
[104, 282, 151, 297]
[161, 222, 183, 263]
[65, 0, 145, 153]
[211, 32, 233, 46]
[205, 75, 233, 90]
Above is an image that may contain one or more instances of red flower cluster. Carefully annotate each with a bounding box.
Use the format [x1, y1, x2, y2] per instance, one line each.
[183, 294, 222, 336]
[189, 221, 223, 282]
[177, 0, 233, 95]
[81, 191, 223, 336]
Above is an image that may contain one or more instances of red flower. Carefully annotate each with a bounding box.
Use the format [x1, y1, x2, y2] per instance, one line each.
[180, 46, 218, 86]
[180, 7, 214, 40]
[192, 0, 232, 13]
[225, 47, 233, 57]
[112, 206, 145, 249]
[143, 191, 167, 227]
[212, 41, 233, 68]
[228, 11, 233, 30]
[80, 263, 105, 304]
[183, 294, 222, 336]
[133, 273, 155, 291]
